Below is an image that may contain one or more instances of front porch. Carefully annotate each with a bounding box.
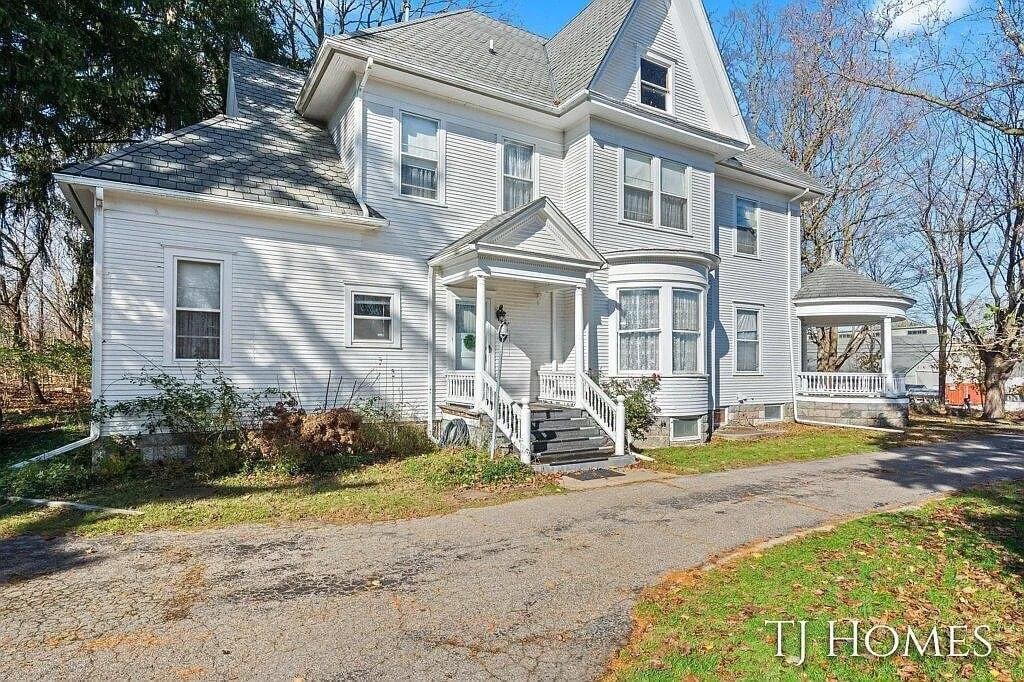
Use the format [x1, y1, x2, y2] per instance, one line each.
[426, 197, 628, 467]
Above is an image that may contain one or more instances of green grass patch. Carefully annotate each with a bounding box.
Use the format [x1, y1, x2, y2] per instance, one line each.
[0, 448, 558, 538]
[609, 482, 1024, 681]
[643, 423, 894, 475]
[0, 405, 89, 468]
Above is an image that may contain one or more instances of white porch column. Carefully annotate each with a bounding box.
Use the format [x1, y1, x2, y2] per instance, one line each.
[550, 291, 561, 369]
[426, 266, 436, 436]
[474, 274, 487, 411]
[574, 284, 585, 407]
[881, 316, 894, 394]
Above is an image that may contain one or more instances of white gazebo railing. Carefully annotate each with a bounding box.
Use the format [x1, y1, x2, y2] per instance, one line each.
[538, 369, 576, 405]
[797, 372, 906, 397]
[445, 370, 474, 405]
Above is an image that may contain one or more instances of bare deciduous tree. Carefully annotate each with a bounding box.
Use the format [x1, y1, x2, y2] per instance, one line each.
[719, 0, 920, 370]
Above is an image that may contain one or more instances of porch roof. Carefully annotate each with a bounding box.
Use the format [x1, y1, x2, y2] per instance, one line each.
[428, 197, 605, 286]
[794, 261, 915, 324]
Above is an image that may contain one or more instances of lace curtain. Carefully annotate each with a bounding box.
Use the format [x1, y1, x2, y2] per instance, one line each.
[672, 289, 699, 372]
[619, 289, 659, 371]
[175, 260, 221, 359]
[503, 142, 534, 210]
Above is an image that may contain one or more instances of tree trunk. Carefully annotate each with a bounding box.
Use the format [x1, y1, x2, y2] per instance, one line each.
[980, 354, 1007, 420]
[936, 334, 947, 409]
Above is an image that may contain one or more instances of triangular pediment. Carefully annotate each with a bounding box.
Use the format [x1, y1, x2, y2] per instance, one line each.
[429, 196, 605, 266]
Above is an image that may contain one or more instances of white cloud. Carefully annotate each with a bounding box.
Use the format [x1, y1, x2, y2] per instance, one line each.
[879, 0, 972, 36]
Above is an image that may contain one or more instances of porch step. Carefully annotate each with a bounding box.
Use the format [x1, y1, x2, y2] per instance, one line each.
[528, 403, 615, 465]
[532, 445, 616, 466]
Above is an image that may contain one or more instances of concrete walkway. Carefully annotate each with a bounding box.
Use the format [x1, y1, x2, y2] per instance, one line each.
[3, 434, 1024, 681]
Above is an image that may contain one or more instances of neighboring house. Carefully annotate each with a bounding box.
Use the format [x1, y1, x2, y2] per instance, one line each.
[56, 0, 914, 470]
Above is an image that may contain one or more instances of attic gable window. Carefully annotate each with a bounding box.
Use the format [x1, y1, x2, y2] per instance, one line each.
[639, 58, 670, 111]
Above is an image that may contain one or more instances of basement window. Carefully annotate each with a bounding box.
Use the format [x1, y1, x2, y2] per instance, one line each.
[670, 417, 701, 441]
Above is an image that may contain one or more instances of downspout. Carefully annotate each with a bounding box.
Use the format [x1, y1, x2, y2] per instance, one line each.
[11, 187, 105, 469]
[787, 187, 810, 425]
[426, 265, 436, 440]
[353, 57, 374, 218]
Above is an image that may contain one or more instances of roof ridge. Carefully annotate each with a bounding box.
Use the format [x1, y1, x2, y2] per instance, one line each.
[230, 52, 304, 78]
[342, 9, 473, 38]
[61, 115, 229, 175]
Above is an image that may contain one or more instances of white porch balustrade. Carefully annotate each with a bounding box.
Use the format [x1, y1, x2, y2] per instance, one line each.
[538, 369, 576, 405]
[797, 372, 907, 397]
[445, 370, 475, 406]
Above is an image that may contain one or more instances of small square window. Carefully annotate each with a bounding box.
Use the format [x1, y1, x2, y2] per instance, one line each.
[640, 58, 669, 111]
[671, 417, 700, 441]
[764, 404, 783, 422]
[348, 288, 401, 348]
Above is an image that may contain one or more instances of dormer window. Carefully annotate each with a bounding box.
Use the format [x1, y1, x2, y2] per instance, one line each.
[639, 57, 670, 111]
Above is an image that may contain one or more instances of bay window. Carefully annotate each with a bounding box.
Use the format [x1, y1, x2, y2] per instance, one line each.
[623, 150, 654, 223]
[502, 141, 534, 211]
[735, 307, 761, 373]
[400, 113, 440, 199]
[671, 289, 700, 373]
[618, 288, 660, 372]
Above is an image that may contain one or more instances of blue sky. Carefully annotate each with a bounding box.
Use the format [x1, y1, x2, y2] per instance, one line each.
[507, 0, 735, 36]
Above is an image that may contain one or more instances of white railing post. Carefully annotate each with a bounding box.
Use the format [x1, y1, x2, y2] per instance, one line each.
[519, 399, 532, 464]
[614, 395, 626, 457]
[574, 285, 585, 408]
[474, 274, 487, 411]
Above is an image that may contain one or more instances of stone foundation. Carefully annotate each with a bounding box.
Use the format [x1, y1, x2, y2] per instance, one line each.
[637, 414, 709, 448]
[725, 402, 794, 426]
[797, 398, 908, 430]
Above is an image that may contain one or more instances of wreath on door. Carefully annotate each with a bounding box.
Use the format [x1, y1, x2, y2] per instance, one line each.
[463, 334, 476, 351]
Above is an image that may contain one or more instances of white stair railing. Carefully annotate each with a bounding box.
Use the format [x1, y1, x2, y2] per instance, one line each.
[578, 373, 626, 457]
[480, 371, 530, 461]
[538, 369, 576, 405]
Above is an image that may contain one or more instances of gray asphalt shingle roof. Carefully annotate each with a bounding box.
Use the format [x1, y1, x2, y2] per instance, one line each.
[794, 261, 914, 302]
[60, 55, 374, 218]
[339, 5, 821, 191]
[721, 134, 827, 193]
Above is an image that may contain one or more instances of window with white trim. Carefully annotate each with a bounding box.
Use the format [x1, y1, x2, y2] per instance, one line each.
[735, 307, 761, 373]
[400, 113, 440, 199]
[618, 288, 660, 372]
[348, 287, 401, 348]
[623, 150, 654, 224]
[661, 160, 687, 231]
[764, 404, 783, 421]
[736, 197, 758, 255]
[639, 58, 670, 111]
[502, 141, 534, 211]
[174, 259, 223, 360]
[671, 417, 700, 441]
[672, 289, 700, 373]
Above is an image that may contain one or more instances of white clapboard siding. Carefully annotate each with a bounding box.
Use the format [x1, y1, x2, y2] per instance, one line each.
[713, 178, 799, 408]
[592, 0, 709, 130]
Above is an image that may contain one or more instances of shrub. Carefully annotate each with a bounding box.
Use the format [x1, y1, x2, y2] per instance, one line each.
[354, 396, 434, 460]
[405, 449, 531, 489]
[0, 457, 92, 498]
[597, 373, 661, 442]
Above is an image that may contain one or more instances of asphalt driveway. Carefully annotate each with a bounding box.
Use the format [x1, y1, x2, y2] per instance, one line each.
[3, 433, 1024, 681]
